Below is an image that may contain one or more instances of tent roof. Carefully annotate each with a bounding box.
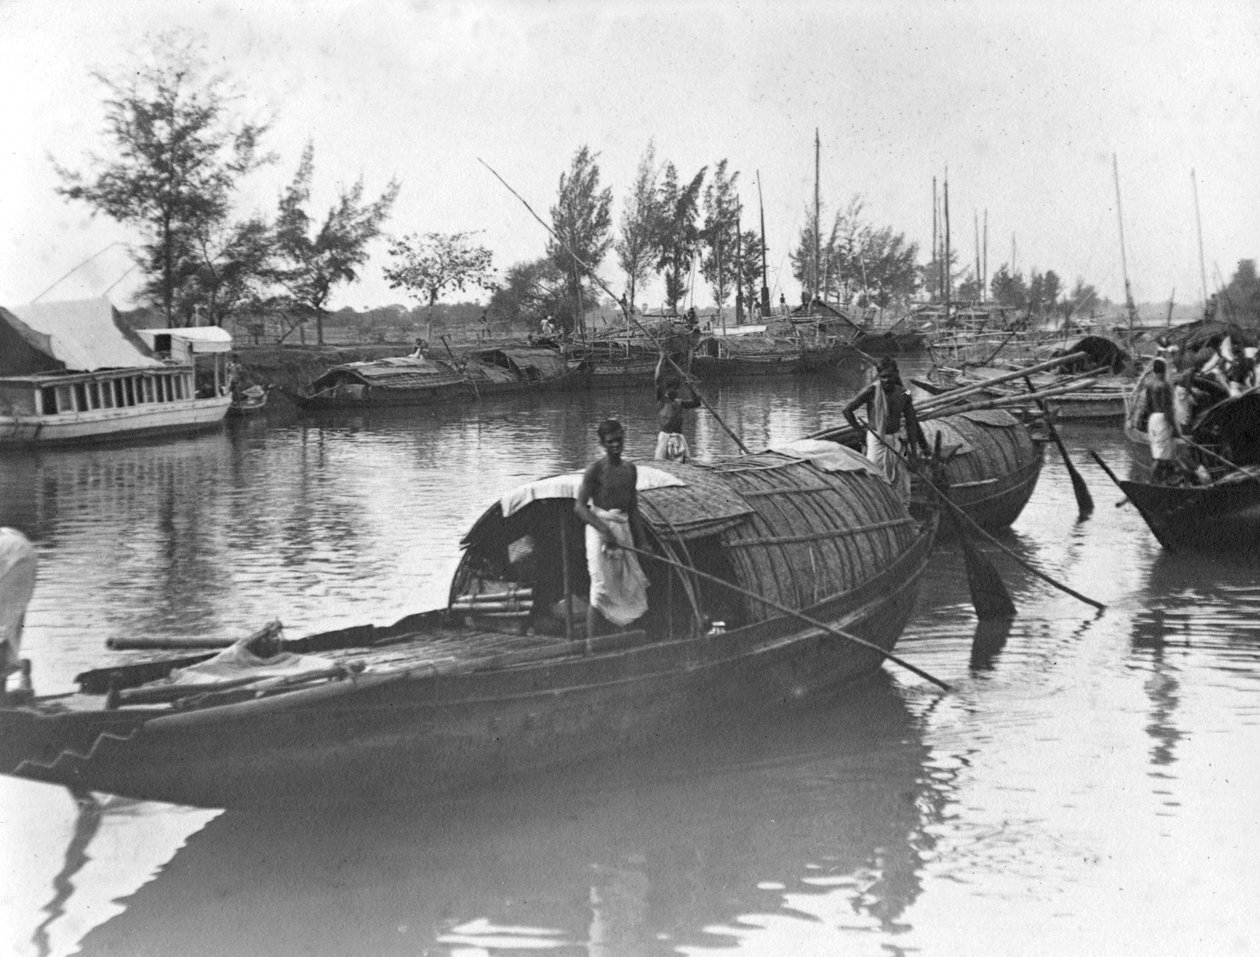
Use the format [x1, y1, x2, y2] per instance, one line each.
[3, 298, 161, 371]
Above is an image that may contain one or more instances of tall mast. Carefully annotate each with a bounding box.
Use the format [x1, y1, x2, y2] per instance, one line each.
[982, 209, 988, 303]
[1113, 153, 1138, 339]
[757, 170, 771, 317]
[932, 176, 939, 301]
[974, 210, 980, 303]
[943, 168, 952, 324]
[1191, 168, 1208, 310]
[814, 128, 821, 305]
[735, 201, 744, 325]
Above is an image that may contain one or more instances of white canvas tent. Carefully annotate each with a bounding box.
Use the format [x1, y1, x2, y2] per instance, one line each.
[2, 298, 161, 372]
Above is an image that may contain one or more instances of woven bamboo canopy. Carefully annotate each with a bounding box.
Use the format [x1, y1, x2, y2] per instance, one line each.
[921, 409, 1039, 489]
[453, 452, 920, 633]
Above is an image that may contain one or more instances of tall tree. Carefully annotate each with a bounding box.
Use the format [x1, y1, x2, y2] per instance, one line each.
[1063, 278, 1100, 322]
[654, 162, 707, 313]
[615, 142, 660, 313]
[383, 231, 495, 335]
[186, 216, 275, 327]
[53, 31, 274, 324]
[700, 160, 740, 316]
[549, 146, 613, 332]
[791, 197, 919, 308]
[273, 141, 400, 344]
[733, 229, 765, 323]
[989, 265, 1028, 308]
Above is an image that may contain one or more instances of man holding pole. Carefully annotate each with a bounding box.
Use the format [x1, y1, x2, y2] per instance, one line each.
[654, 355, 702, 462]
[842, 357, 930, 503]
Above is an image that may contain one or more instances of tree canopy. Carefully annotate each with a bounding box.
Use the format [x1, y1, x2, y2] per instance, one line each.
[700, 160, 740, 315]
[548, 146, 613, 332]
[654, 162, 707, 314]
[614, 142, 660, 313]
[53, 31, 274, 325]
[383, 231, 495, 313]
[791, 197, 919, 308]
[273, 140, 400, 344]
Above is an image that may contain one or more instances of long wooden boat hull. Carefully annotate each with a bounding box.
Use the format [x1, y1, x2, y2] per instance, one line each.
[1118, 478, 1260, 553]
[0, 396, 230, 446]
[0, 523, 933, 808]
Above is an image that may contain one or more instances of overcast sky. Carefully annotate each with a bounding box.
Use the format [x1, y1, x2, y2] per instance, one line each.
[2, 0, 1257, 314]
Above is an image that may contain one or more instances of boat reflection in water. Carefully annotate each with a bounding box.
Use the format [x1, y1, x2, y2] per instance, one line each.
[28, 675, 942, 956]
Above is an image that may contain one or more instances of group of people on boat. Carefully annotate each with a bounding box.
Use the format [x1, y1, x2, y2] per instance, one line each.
[1139, 334, 1258, 484]
[571, 352, 931, 640]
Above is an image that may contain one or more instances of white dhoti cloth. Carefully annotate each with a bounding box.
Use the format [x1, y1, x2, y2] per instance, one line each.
[654, 431, 689, 462]
[865, 430, 910, 502]
[584, 507, 649, 627]
[0, 528, 37, 678]
[1147, 411, 1174, 461]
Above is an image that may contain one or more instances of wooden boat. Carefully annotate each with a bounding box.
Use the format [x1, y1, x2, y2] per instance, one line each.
[286, 353, 470, 409]
[1110, 472, 1260, 553]
[807, 407, 1043, 532]
[0, 300, 232, 446]
[1097, 389, 1260, 553]
[929, 335, 1134, 421]
[691, 321, 847, 377]
[227, 384, 270, 417]
[0, 452, 937, 808]
[460, 342, 584, 393]
[564, 319, 694, 387]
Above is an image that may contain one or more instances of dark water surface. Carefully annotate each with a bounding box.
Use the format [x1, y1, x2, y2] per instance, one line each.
[2, 359, 1258, 956]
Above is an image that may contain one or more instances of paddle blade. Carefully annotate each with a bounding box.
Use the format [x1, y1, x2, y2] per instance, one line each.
[957, 528, 1016, 620]
[1066, 458, 1095, 516]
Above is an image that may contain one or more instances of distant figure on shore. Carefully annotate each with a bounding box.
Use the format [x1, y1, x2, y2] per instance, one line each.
[842, 357, 930, 503]
[574, 419, 649, 638]
[410, 338, 429, 358]
[654, 355, 701, 462]
[540, 316, 557, 338]
[479, 309, 490, 341]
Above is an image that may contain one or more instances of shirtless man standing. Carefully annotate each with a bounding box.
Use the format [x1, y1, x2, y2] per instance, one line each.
[842, 357, 930, 502]
[574, 419, 650, 637]
[654, 355, 702, 462]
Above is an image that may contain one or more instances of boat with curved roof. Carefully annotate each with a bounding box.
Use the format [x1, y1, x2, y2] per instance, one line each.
[0, 449, 936, 808]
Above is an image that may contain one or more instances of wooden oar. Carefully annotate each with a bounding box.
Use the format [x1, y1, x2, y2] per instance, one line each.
[479, 158, 750, 454]
[916, 351, 1090, 413]
[1023, 376, 1094, 516]
[617, 542, 951, 691]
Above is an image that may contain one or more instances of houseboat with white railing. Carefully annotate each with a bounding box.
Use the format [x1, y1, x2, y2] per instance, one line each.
[0, 298, 232, 447]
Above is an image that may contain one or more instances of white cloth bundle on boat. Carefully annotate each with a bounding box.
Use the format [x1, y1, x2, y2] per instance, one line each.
[585, 506, 649, 627]
[166, 639, 337, 685]
[0, 528, 36, 677]
[768, 438, 881, 476]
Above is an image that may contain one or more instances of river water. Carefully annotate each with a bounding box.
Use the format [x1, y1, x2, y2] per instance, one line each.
[2, 358, 1258, 957]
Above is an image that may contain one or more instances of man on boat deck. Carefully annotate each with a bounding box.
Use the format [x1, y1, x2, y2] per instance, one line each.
[575, 419, 650, 638]
[842, 357, 930, 503]
[654, 355, 702, 462]
[1145, 357, 1179, 484]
